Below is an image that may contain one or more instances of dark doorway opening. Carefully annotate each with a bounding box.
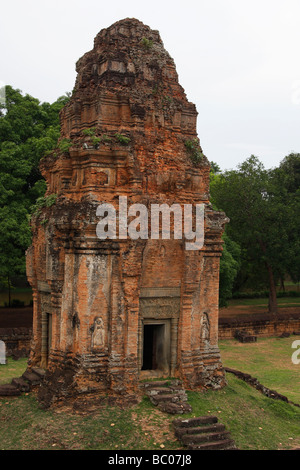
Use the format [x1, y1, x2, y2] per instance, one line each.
[142, 324, 165, 370]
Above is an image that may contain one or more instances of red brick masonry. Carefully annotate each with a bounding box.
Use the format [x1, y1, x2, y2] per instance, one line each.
[26, 19, 228, 407]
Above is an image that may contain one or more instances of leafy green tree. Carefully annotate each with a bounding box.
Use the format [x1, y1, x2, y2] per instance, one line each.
[0, 86, 69, 304]
[210, 161, 241, 306]
[210, 155, 299, 314]
[219, 233, 241, 307]
[269, 153, 300, 287]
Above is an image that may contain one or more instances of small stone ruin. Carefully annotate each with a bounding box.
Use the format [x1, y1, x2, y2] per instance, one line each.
[26, 18, 228, 408]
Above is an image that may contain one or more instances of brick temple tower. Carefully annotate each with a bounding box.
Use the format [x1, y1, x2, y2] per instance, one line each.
[26, 18, 228, 407]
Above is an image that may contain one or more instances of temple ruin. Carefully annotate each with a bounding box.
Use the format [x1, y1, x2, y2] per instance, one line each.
[26, 18, 228, 407]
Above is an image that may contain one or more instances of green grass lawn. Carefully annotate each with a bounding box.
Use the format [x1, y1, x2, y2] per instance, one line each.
[0, 357, 28, 385]
[0, 374, 299, 451]
[0, 338, 300, 451]
[228, 297, 300, 308]
[219, 336, 300, 404]
[0, 288, 33, 307]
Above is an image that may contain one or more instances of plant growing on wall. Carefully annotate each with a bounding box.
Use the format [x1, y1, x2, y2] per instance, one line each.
[115, 133, 131, 146]
[58, 138, 72, 153]
[185, 138, 204, 163]
[32, 193, 58, 217]
[141, 37, 153, 49]
[82, 127, 97, 137]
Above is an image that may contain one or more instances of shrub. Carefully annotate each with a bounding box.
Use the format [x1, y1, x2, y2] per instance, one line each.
[185, 139, 204, 163]
[31, 194, 58, 216]
[100, 134, 112, 143]
[45, 194, 58, 207]
[141, 37, 153, 49]
[91, 136, 101, 148]
[115, 133, 130, 145]
[58, 138, 72, 153]
[82, 127, 96, 137]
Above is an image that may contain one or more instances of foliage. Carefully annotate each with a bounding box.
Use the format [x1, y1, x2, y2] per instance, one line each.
[31, 194, 58, 216]
[100, 134, 112, 143]
[210, 154, 300, 313]
[91, 136, 101, 147]
[184, 138, 204, 163]
[58, 138, 72, 153]
[82, 127, 96, 137]
[141, 37, 153, 49]
[0, 86, 69, 297]
[115, 133, 130, 145]
[210, 161, 221, 174]
[269, 153, 300, 285]
[219, 233, 241, 307]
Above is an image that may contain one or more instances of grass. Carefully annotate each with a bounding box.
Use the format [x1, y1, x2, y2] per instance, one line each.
[0, 392, 181, 451]
[228, 297, 300, 308]
[0, 357, 28, 385]
[0, 336, 300, 450]
[0, 374, 299, 451]
[0, 288, 32, 307]
[187, 375, 300, 451]
[219, 336, 300, 404]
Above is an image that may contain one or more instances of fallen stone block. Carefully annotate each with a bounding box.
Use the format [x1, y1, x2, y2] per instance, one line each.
[0, 384, 21, 396]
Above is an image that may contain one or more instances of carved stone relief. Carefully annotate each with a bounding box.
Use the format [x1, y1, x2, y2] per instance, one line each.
[139, 297, 180, 319]
[201, 312, 210, 347]
[91, 317, 105, 349]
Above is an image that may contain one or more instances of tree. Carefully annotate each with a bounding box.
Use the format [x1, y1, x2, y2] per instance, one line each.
[210, 161, 241, 306]
[210, 155, 299, 314]
[219, 233, 241, 307]
[269, 153, 300, 286]
[0, 86, 69, 304]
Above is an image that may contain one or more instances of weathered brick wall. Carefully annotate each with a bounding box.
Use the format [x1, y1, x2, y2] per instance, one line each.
[26, 18, 228, 407]
[0, 328, 32, 357]
[219, 314, 300, 339]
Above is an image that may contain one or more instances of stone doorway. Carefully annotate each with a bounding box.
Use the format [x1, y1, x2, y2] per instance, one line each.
[141, 320, 171, 376]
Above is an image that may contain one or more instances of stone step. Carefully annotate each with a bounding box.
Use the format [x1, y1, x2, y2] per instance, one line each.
[143, 380, 171, 389]
[182, 430, 231, 445]
[158, 402, 193, 414]
[0, 384, 21, 396]
[173, 416, 218, 428]
[150, 393, 181, 404]
[169, 385, 186, 393]
[146, 387, 173, 396]
[32, 367, 46, 380]
[175, 423, 226, 438]
[22, 370, 42, 386]
[11, 377, 31, 392]
[188, 439, 236, 451]
[143, 379, 182, 389]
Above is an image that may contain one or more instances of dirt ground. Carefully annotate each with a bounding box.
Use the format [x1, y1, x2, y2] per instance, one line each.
[219, 305, 300, 323]
[0, 307, 33, 328]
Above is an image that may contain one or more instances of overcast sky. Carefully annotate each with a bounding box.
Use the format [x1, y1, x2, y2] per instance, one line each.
[1, 0, 300, 170]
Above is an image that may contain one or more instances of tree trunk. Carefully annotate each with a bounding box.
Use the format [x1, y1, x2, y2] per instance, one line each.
[266, 263, 278, 314]
[257, 238, 278, 314]
[7, 274, 11, 308]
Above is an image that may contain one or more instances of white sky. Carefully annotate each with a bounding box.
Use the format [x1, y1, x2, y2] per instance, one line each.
[1, 0, 300, 170]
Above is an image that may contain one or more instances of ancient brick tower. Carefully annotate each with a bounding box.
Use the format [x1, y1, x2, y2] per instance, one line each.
[26, 18, 228, 407]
